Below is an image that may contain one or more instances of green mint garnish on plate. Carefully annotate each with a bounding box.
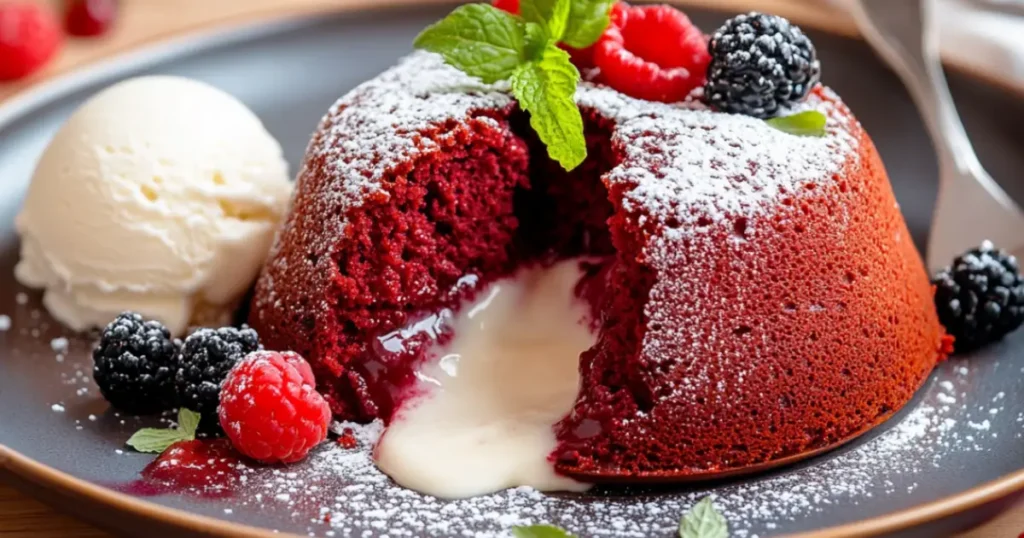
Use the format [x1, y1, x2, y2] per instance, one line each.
[678, 496, 729, 538]
[414, 0, 614, 171]
[125, 408, 200, 453]
[765, 110, 827, 137]
[511, 524, 577, 538]
[510, 497, 729, 538]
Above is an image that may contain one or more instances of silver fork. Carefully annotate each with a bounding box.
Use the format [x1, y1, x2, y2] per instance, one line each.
[848, 0, 1024, 272]
[965, 0, 1024, 17]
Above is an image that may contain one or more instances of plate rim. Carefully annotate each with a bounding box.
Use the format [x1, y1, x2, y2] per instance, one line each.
[1, 2, 1022, 537]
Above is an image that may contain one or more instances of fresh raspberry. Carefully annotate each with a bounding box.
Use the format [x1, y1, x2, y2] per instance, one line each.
[593, 4, 709, 103]
[0, 2, 62, 81]
[64, 0, 119, 37]
[218, 351, 331, 464]
[492, 0, 518, 14]
[609, 1, 629, 25]
[565, 3, 629, 69]
[564, 45, 596, 70]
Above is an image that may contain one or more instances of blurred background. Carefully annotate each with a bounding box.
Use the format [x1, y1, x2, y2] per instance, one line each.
[2, 0, 1024, 101]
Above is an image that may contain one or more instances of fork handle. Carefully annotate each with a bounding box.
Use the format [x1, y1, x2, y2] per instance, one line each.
[847, 0, 985, 177]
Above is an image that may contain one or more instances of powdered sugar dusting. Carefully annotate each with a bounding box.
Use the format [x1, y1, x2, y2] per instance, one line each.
[282, 52, 514, 253]
[576, 83, 861, 406]
[16, 283, 1020, 537]
[257, 52, 862, 407]
[254, 52, 517, 323]
[181, 363, 986, 538]
[278, 50, 854, 256]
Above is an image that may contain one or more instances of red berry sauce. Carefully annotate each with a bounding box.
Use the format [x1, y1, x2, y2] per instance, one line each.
[111, 439, 242, 498]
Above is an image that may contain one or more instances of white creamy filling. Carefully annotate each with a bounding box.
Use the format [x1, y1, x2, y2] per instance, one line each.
[375, 259, 595, 499]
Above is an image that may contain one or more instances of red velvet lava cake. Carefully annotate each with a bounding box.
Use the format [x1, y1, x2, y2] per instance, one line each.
[250, 49, 948, 480]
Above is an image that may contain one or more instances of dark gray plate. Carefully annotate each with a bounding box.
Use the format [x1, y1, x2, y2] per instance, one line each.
[2, 4, 1024, 538]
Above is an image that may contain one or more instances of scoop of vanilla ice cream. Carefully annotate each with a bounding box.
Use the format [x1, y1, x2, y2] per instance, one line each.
[15, 76, 293, 336]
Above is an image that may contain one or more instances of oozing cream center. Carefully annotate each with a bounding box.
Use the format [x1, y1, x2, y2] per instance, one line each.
[374, 259, 595, 499]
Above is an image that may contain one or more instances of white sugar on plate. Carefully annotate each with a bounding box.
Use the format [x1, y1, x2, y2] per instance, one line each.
[50, 337, 69, 353]
[228, 383, 965, 538]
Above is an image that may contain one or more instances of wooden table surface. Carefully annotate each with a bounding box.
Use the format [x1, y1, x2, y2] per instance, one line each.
[0, 1, 1022, 536]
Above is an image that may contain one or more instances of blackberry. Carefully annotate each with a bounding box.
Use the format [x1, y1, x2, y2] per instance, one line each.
[175, 326, 261, 421]
[92, 312, 179, 413]
[933, 241, 1024, 352]
[704, 12, 821, 119]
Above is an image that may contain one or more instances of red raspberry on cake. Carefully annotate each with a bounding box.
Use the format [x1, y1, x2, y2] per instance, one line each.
[218, 350, 332, 464]
[492, 0, 518, 13]
[568, 2, 631, 69]
[593, 4, 710, 103]
[0, 2, 62, 81]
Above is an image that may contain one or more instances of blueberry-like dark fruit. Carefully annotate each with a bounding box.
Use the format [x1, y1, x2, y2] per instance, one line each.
[704, 12, 821, 119]
[933, 241, 1024, 352]
[175, 326, 261, 422]
[92, 312, 179, 413]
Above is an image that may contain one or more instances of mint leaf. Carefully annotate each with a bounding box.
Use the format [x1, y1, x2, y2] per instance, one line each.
[414, 4, 526, 84]
[765, 110, 827, 137]
[126, 428, 191, 454]
[511, 524, 576, 538]
[563, 0, 616, 49]
[524, 22, 550, 60]
[679, 497, 728, 538]
[176, 408, 201, 438]
[510, 45, 586, 170]
[125, 408, 200, 454]
[521, 0, 572, 42]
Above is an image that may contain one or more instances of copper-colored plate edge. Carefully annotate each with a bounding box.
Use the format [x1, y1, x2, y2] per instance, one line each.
[1, 1, 1022, 537]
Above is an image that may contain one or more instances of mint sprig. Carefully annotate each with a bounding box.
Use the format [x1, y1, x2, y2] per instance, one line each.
[563, 0, 616, 48]
[414, 4, 526, 84]
[125, 408, 201, 453]
[679, 496, 729, 538]
[511, 524, 576, 538]
[765, 110, 827, 137]
[414, 0, 613, 171]
[509, 498, 730, 538]
[511, 47, 586, 170]
[521, 0, 571, 41]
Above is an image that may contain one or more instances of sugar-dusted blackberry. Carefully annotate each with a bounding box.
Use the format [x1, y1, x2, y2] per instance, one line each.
[933, 241, 1024, 352]
[175, 326, 261, 421]
[704, 12, 821, 119]
[92, 312, 179, 413]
